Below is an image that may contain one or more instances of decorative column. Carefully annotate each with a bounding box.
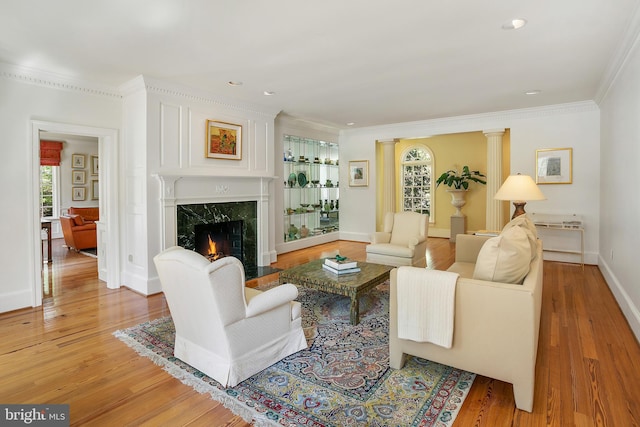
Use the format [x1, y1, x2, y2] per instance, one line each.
[483, 129, 505, 231]
[379, 139, 398, 215]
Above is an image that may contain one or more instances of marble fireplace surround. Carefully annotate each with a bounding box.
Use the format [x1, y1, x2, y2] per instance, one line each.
[156, 174, 274, 271]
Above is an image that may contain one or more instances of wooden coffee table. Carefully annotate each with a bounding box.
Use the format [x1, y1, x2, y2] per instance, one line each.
[279, 259, 393, 325]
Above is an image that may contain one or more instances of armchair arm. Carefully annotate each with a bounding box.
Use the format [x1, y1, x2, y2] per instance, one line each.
[407, 236, 426, 250]
[371, 232, 391, 244]
[245, 283, 298, 318]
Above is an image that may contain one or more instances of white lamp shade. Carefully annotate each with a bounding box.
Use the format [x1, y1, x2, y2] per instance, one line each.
[494, 174, 546, 201]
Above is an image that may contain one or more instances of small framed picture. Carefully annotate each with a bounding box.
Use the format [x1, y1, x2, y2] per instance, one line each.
[205, 120, 242, 160]
[72, 187, 86, 201]
[90, 155, 99, 175]
[72, 170, 86, 185]
[91, 180, 99, 200]
[536, 148, 573, 184]
[72, 154, 85, 169]
[349, 160, 369, 187]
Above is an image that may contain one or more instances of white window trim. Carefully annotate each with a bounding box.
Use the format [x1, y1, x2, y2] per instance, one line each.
[41, 165, 60, 220]
[400, 145, 435, 222]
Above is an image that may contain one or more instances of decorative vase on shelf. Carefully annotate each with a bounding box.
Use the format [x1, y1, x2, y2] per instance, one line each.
[324, 199, 330, 212]
[330, 200, 335, 210]
[288, 224, 298, 240]
[447, 189, 468, 217]
[300, 225, 309, 238]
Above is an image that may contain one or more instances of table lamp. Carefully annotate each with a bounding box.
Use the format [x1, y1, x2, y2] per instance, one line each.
[494, 173, 546, 219]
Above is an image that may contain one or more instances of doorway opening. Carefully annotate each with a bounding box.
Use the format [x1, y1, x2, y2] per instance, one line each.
[31, 121, 120, 307]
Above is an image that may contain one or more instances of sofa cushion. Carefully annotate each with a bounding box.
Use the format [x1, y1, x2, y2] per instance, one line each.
[473, 226, 532, 284]
[366, 243, 413, 258]
[69, 214, 84, 226]
[502, 216, 537, 259]
[446, 261, 475, 279]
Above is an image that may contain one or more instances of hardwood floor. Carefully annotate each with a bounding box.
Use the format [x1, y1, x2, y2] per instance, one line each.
[1, 238, 639, 426]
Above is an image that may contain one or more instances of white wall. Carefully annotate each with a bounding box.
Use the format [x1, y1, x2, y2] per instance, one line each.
[338, 102, 601, 266]
[598, 29, 640, 340]
[119, 76, 280, 295]
[0, 63, 121, 313]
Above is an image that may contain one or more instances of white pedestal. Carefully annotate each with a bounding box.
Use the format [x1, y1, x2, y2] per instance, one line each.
[450, 215, 467, 243]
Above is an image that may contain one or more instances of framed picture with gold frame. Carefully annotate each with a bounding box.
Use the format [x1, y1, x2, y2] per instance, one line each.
[536, 147, 572, 184]
[72, 170, 86, 185]
[90, 155, 99, 175]
[72, 154, 85, 169]
[91, 180, 99, 200]
[205, 120, 242, 160]
[72, 187, 86, 201]
[349, 160, 369, 187]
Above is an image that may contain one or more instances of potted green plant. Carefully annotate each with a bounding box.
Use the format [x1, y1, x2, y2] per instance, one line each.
[435, 165, 487, 189]
[436, 166, 486, 216]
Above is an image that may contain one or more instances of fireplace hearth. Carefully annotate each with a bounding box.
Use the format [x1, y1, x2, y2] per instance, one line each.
[176, 201, 279, 280]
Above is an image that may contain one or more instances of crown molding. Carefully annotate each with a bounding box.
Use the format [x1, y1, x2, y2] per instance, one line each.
[141, 76, 282, 119]
[276, 113, 341, 140]
[0, 61, 121, 98]
[595, 2, 640, 104]
[344, 101, 599, 139]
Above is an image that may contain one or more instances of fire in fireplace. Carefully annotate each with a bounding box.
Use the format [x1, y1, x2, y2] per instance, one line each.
[194, 220, 244, 263]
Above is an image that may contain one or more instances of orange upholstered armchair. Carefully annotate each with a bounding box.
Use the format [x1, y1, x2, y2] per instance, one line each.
[60, 214, 97, 251]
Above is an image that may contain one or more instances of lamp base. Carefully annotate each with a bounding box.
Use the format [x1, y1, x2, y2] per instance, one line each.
[511, 202, 527, 219]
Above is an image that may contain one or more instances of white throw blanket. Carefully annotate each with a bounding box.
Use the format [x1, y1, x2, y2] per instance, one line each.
[397, 268, 459, 348]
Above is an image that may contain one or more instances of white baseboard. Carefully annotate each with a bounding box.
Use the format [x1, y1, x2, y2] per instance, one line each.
[0, 289, 33, 313]
[598, 256, 640, 343]
[122, 270, 162, 296]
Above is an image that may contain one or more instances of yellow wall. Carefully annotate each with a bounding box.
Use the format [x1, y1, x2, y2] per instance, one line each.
[375, 130, 510, 233]
[375, 141, 385, 230]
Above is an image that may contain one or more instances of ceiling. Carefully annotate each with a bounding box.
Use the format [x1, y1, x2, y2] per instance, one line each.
[1, 1, 638, 129]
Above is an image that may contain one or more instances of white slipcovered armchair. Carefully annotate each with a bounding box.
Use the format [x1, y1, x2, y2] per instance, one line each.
[153, 246, 307, 387]
[365, 211, 429, 267]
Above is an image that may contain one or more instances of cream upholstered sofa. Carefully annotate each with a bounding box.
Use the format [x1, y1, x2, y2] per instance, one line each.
[389, 217, 544, 412]
[154, 246, 307, 387]
[366, 211, 429, 267]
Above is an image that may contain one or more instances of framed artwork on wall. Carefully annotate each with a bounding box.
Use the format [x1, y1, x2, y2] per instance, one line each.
[72, 170, 86, 185]
[349, 160, 369, 187]
[72, 154, 85, 169]
[205, 120, 242, 160]
[91, 180, 99, 200]
[91, 155, 99, 175]
[72, 187, 86, 201]
[536, 147, 572, 184]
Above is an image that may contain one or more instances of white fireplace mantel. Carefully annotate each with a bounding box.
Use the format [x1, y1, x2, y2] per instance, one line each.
[154, 173, 276, 267]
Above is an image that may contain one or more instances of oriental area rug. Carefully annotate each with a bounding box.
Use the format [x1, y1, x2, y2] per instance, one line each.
[114, 281, 475, 427]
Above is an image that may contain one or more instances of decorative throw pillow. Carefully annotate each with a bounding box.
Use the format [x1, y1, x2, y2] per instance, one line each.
[502, 215, 537, 259]
[69, 214, 84, 226]
[473, 226, 532, 284]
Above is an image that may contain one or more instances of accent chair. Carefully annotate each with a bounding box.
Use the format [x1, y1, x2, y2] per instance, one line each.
[365, 211, 429, 267]
[153, 246, 307, 387]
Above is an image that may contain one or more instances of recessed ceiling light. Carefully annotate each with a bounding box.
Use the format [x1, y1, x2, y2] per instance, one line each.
[263, 91, 275, 96]
[227, 81, 243, 86]
[346, 122, 355, 126]
[525, 89, 541, 95]
[502, 18, 527, 30]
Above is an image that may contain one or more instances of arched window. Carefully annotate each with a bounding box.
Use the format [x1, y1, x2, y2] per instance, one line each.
[401, 146, 434, 220]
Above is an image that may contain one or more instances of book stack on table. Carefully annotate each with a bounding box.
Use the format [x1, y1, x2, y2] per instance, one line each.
[322, 258, 361, 275]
